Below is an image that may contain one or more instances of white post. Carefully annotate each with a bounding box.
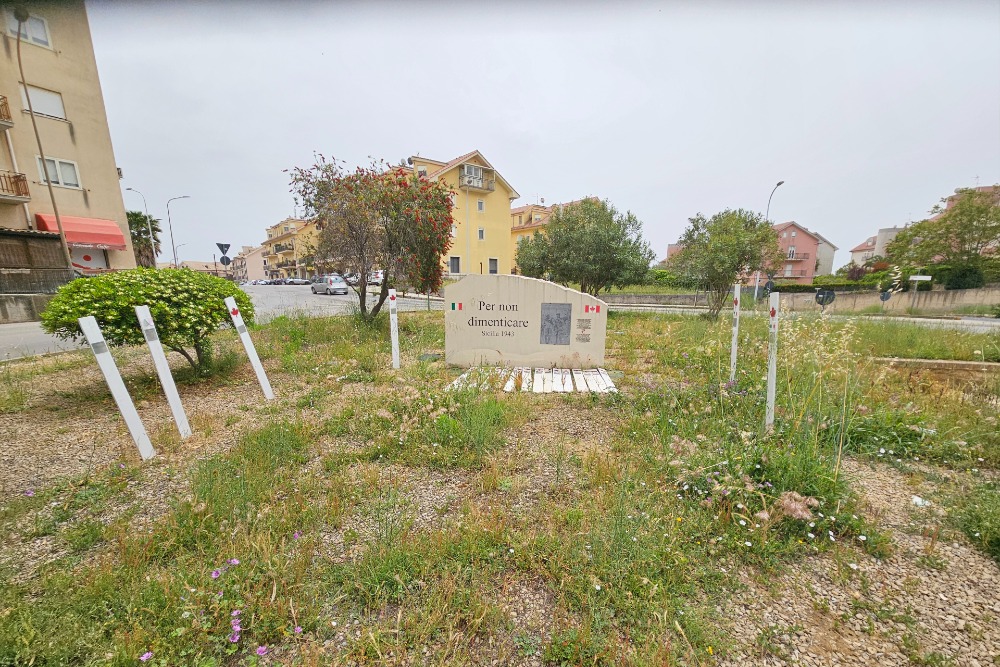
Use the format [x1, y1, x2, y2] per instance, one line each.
[78, 316, 156, 460]
[753, 270, 760, 300]
[224, 296, 274, 399]
[765, 292, 780, 430]
[135, 305, 191, 438]
[388, 288, 400, 370]
[729, 283, 741, 383]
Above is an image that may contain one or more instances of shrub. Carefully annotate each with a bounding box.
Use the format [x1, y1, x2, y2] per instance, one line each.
[944, 265, 985, 290]
[41, 268, 254, 371]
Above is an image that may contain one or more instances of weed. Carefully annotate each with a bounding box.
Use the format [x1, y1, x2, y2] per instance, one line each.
[954, 481, 1000, 564]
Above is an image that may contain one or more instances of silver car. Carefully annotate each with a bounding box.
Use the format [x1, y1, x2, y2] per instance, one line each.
[311, 274, 349, 295]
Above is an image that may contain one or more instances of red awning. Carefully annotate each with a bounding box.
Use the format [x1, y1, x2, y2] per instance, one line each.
[35, 214, 128, 251]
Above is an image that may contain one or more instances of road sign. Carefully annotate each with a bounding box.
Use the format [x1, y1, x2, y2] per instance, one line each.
[909, 275, 932, 281]
[815, 290, 835, 307]
[219, 255, 232, 266]
[216, 243, 230, 256]
[879, 291, 891, 302]
[763, 280, 775, 293]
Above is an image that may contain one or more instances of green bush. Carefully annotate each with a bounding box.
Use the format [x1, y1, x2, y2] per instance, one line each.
[41, 268, 254, 371]
[944, 265, 985, 290]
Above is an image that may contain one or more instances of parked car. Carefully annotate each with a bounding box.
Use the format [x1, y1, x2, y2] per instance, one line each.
[287, 277, 311, 285]
[367, 270, 384, 286]
[344, 273, 360, 286]
[312, 274, 349, 295]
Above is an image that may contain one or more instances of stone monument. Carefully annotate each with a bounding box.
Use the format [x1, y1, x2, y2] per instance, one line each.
[444, 275, 607, 367]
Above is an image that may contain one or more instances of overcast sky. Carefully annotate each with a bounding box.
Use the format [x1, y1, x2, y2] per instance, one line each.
[89, 0, 1000, 268]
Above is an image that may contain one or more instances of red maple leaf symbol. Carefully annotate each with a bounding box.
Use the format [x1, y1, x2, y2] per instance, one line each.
[389, 295, 396, 301]
[733, 298, 739, 307]
[769, 307, 776, 318]
[231, 308, 239, 316]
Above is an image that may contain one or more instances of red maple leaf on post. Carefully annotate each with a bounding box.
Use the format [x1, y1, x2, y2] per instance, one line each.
[231, 308, 239, 317]
[769, 307, 776, 318]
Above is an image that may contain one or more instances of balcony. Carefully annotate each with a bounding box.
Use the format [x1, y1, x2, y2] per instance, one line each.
[458, 174, 496, 191]
[276, 260, 298, 269]
[0, 170, 30, 204]
[0, 95, 12, 129]
[273, 243, 295, 254]
[780, 270, 810, 277]
[785, 252, 810, 260]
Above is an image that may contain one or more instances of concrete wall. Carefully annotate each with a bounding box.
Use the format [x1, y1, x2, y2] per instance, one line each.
[0, 293, 53, 323]
[602, 286, 1000, 314]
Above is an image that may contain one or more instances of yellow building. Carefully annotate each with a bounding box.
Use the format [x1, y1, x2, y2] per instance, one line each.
[408, 150, 519, 276]
[0, 1, 134, 273]
[261, 218, 323, 279]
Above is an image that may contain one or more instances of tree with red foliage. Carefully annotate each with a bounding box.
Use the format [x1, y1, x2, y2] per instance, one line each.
[289, 156, 454, 321]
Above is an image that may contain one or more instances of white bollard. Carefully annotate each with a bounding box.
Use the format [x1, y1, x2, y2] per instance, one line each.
[135, 305, 191, 439]
[729, 283, 741, 383]
[388, 288, 400, 370]
[765, 291, 780, 430]
[78, 316, 156, 460]
[224, 296, 274, 400]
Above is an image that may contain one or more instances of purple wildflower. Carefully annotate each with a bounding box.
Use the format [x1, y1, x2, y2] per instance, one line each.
[211, 569, 222, 579]
[293, 531, 301, 540]
[228, 558, 240, 565]
[139, 652, 153, 662]
[294, 626, 303, 634]
[228, 631, 240, 643]
[256, 646, 268, 656]
[24, 489, 34, 497]
[232, 609, 241, 616]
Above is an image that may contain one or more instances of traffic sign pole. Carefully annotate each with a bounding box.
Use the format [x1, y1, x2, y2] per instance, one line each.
[135, 305, 191, 438]
[388, 288, 400, 369]
[78, 316, 156, 460]
[729, 283, 740, 383]
[225, 296, 274, 399]
[765, 292, 780, 430]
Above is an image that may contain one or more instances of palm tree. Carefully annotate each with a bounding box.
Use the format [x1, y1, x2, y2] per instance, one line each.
[127, 210, 162, 268]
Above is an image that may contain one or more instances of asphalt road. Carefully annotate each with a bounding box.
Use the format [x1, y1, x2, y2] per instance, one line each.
[0, 285, 442, 361]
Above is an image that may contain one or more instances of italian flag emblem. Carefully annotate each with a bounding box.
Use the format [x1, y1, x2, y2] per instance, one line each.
[451, 302, 463, 311]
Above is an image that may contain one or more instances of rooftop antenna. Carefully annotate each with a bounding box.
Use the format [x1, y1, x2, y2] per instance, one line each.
[974, 175, 980, 187]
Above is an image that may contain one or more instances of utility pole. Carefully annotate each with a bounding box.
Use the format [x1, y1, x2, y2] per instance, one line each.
[14, 7, 72, 271]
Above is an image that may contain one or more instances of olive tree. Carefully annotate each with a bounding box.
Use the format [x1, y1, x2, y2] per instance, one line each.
[669, 209, 783, 318]
[515, 198, 654, 295]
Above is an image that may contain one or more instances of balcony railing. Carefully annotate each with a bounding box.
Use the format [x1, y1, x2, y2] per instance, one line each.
[780, 270, 810, 277]
[0, 95, 12, 128]
[458, 174, 496, 191]
[276, 260, 298, 269]
[273, 243, 295, 254]
[785, 252, 810, 260]
[0, 170, 30, 203]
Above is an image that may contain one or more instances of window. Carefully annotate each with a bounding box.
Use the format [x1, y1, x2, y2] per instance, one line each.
[477, 199, 484, 212]
[791, 230, 797, 237]
[36, 156, 80, 188]
[784, 264, 793, 276]
[534, 214, 541, 221]
[450, 224, 457, 238]
[449, 256, 461, 274]
[6, 12, 50, 47]
[19, 84, 65, 120]
[489, 258, 498, 274]
[417, 166, 427, 177]
[478, 227, 484, 240]
[462, 164, 483, 179]
[787, 246, 796, 258]
[517, 215, 523, 225]
[782, 232, 787, 238]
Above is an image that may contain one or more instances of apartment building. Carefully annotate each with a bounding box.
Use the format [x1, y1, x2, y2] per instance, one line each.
[261, 218, 322, 280]
[772, 222, 838, 283]
[232, 244, 267, 283]
[408, 150, 519, 276]
[509, 198, 598, 266]
[0, 1, 133, 275]
[849, 226, 903, 265]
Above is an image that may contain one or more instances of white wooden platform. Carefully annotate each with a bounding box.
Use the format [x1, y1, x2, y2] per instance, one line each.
[447, 367, 618, 393]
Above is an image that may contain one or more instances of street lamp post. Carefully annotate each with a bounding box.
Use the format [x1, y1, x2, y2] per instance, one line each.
[166, 195, 190, 269]
[755, 180, 785, 300]
[175, 243, 188, 267]
[125, 187, 154, 267]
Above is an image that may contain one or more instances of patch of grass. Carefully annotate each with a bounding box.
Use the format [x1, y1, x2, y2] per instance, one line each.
[954, 481, 1000, 564]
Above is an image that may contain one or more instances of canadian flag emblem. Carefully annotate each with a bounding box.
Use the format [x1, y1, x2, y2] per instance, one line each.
[733, 298, 739, 307]
[769, 307, 776, 318]
[231, 308, 239, 317]
[585, 305, 601, 313]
